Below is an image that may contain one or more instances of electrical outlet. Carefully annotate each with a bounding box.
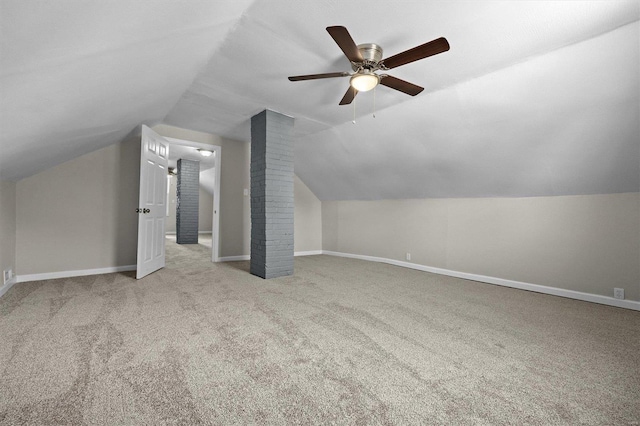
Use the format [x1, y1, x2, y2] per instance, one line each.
[614, 288, 625, 300]
[406, 252, 411, 261]
[3, 268, 12, 285]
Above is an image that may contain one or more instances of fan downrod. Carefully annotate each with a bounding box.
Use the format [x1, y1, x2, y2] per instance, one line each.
[351, 43, 384, 71]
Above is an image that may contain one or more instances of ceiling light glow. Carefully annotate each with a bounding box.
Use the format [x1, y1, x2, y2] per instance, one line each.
[197, 149, 214, 157]
[350, 72, 379, 92]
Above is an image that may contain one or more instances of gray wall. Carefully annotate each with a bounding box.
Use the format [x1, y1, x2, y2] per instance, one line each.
[294, 175, 321, 252]
[198, 187, 213, 232]
[16, 135, 140, 275]
[166, 176, 178, 233]
[322, 193, 640, 302]
[14, 123, 246, 275]
[0, 180, 17, 283]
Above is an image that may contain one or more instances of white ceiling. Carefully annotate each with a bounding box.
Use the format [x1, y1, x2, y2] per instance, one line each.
[1, 1, 638, 200]
[167, 143, 216, 196]
[167, 143, 215, 172]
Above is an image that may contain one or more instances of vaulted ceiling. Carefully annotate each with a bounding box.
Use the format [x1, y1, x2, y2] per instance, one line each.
[1, 1, 638, 200]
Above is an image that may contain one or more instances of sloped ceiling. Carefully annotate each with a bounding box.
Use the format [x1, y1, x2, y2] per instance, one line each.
[0, 0, 253, 180]
[1, 1, 638, 200]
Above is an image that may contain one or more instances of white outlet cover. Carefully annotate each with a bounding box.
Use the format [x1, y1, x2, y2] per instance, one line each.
[613, 288, 625, 300]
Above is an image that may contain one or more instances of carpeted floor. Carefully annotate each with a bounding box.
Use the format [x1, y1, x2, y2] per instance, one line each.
[1, 238, 639, 425]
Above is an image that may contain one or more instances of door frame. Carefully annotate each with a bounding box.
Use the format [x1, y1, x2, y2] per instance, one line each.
[165, 137, 222, 263]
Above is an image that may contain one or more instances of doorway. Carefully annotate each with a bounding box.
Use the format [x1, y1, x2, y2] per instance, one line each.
[165, 137, 221, 262]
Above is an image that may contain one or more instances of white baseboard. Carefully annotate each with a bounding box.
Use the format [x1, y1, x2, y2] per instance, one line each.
[6, 252, 636, 311]
[295, 250, 323, 256]
[165, 232, 212, 235]
[16, 265, 137, 284]
[322, 251, 640, 311]
[0, 276, 18, 298]
[218, 255, 250, 262]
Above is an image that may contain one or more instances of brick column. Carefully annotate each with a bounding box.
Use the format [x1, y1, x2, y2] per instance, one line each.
[250, 110, 294, 279]
[176, 159, 199, 244]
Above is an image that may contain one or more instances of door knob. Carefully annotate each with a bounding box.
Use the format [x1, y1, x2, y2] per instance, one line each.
[136, 208, 141, 213]
[143, 208, 150, 214]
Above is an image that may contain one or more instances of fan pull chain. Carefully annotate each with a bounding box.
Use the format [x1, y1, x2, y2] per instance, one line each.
[373, 86, 376, 118]
[352, 97, 356, 124]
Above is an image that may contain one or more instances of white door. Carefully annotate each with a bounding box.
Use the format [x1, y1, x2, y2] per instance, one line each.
[136, 125, 169, 279]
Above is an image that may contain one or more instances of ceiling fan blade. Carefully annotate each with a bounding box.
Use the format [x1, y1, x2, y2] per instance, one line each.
[382, 37, 450, 69]
[288, 72, 350, 81]
[339, 86, 358, 105]
[379, 75, 424, 96]
[327, 26, 364, 63]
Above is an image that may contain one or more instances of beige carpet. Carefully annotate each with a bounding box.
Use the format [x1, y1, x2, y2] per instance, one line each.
[1, 238, 639, 425]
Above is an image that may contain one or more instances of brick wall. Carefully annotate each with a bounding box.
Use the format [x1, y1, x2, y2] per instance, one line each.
[176, 159, 199, 244]
[250, 110, 294, 279]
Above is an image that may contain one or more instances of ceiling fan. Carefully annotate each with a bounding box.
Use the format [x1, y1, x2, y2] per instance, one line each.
[288, 26, 450, 105]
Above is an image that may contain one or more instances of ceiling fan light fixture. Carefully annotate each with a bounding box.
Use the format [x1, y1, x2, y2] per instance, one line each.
[350, 71, 379, 92]
[288, 26, 449, 105]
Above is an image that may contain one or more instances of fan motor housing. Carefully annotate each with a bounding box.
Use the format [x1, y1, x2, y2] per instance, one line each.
[352, 43, 383, 70]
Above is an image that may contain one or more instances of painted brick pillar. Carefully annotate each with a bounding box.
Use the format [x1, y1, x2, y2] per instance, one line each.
[176, 159, 199, 244]
[250, 110, 294, 279]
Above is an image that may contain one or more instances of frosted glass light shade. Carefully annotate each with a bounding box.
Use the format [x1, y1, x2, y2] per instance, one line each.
[350, 72, 379, 92]
[197, 149, 213, 157]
